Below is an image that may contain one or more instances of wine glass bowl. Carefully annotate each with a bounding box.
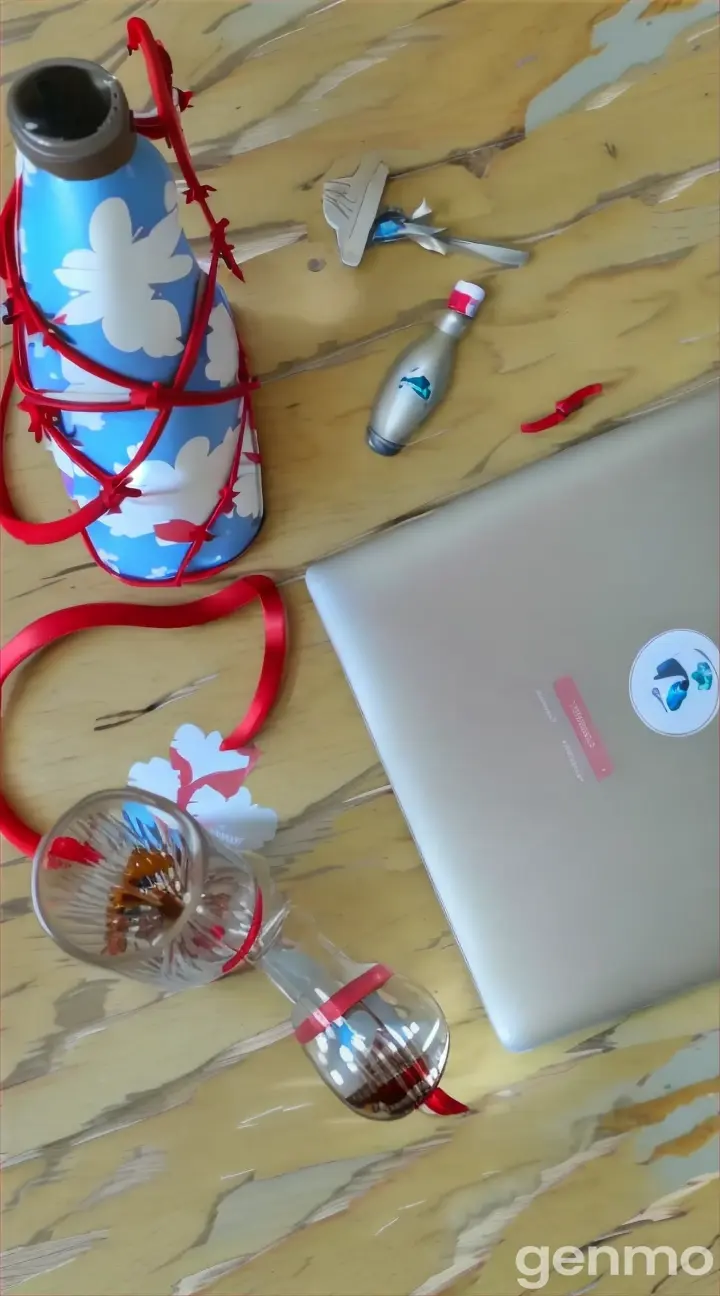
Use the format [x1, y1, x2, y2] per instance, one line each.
[31, 789, 261, 988]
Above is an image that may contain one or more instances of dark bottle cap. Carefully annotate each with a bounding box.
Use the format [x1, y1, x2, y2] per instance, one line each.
[8, 59, 135, 181]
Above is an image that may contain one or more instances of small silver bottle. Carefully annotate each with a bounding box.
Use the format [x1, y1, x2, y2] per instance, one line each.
[367, 280, 484, 456]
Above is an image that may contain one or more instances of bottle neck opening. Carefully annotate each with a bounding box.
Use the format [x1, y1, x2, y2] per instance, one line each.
[9, 58, 135, 180]
[14, 65, 112, 141]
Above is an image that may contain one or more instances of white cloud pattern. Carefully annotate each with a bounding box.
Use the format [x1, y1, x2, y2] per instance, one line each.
[232, 418, 263, 520]
[112, 443, 143, 470]
[51, 354, 130, 432]
[96, 548, 120, 573]
[46, 435, 89, 482]
[15, 152, 37, 185]
[97, 427, 238, 541]
[205, 302, 238, 386]
[26, 331, 50, 359]
[53, 188, 193, 358]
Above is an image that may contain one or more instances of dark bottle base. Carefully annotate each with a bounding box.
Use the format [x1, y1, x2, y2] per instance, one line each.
[367, 426, 403, 456]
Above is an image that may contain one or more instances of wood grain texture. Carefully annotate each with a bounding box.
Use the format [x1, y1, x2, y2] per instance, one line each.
[1, 1, 719, 1293]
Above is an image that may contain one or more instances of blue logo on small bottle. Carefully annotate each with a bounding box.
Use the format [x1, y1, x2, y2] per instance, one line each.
[399, 374, 432, 401]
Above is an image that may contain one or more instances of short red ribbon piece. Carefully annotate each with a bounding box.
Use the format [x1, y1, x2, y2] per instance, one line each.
[423, 1087, 471, 1116]
[520, 383, 604, 434]
[45, 837, 102, 868]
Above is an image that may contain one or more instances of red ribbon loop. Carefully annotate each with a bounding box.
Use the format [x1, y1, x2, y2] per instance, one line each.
[294, 964, 394, 1044]
[0, 573, 287, 857]
[220, 891, 264, 975]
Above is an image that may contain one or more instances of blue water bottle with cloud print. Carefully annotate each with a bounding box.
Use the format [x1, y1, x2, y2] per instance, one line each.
[7, 56, 263, 583]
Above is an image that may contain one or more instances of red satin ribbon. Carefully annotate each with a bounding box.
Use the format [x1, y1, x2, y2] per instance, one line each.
[45, 838, 102, 868]
[520, 383, 604, 434]
[294, 962, 469, 1116]
[423, 1087, 470, 1116]
[221, 890, 264, 976]
[0, 573, 287, 858]
[0, 18, 255, 586]
[126, 18, 243, 282]
[294, 963, 393, 1043]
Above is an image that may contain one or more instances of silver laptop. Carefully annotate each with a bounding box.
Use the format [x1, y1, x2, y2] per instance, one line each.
[306, 387, 720, 1050]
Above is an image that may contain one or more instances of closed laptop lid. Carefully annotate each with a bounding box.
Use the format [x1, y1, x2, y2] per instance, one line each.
[306, 387, 720, 1049]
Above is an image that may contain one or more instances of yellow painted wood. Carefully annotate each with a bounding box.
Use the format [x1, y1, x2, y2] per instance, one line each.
[1, 2, 718, 1293]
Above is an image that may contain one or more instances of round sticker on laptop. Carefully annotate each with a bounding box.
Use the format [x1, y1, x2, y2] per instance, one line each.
[629, 630, 719, 737]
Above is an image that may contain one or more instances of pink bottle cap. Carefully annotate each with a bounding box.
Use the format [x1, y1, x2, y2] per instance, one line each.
[447, 281, 485, 318]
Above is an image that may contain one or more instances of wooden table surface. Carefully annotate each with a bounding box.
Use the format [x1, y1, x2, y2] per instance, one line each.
[2, 2, 719, 1293]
